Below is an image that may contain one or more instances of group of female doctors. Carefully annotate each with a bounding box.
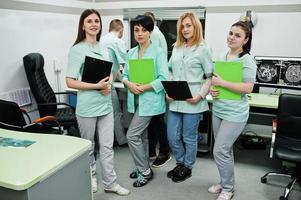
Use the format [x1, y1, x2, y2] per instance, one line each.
[66, 8, 256, 200]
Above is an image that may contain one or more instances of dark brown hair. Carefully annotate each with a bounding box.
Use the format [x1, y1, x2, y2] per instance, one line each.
[132, 15, 154, 32]
[231, 21, 252, 57]
[73, 9, 102, 46]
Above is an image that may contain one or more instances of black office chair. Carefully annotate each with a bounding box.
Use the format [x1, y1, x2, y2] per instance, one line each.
[0, 99, 62, 134]
[23, 53, 78, 136]
[261, 93, 301, 200]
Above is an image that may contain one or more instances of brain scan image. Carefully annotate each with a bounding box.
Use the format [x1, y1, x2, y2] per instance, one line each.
[257, 64, 278, 83]
[284, 64, 301, 84]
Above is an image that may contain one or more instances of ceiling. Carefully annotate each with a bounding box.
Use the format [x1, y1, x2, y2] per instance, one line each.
[76, 0, 169, 2]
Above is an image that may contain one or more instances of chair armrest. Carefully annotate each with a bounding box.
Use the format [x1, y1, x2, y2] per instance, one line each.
[269, 118, 277, 158]
[54, 92, 77, 96]
[20, 108, 32, 123]
[38, 102, 75, 110]
[0, 121, 23, 130]
[32, 116, 57, 124]
[272, 119, 277, 133]
[24, 115, 62, 133]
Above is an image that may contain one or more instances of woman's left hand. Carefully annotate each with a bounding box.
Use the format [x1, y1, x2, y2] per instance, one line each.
[138, 85, 147, 92]
[211, 74, 225, 87]
[186, 94, 203, 104]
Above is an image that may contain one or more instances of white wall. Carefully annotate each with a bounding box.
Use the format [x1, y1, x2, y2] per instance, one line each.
[0, 0, 300, 103]
[205, 11, 301, 60]
[0, 8, 122, 95]
[0, 8, 78, 94]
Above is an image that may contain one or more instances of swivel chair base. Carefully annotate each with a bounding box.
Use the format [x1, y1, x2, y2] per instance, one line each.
[261, 168, 300, 200]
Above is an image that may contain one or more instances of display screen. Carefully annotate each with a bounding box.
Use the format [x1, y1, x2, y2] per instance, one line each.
[255, 56, 301, 90]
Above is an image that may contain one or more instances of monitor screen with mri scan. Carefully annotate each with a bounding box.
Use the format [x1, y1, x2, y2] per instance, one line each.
[255, 56, 301, 89]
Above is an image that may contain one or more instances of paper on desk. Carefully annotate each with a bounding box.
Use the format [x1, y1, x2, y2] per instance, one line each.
[0, 136, 35, 148]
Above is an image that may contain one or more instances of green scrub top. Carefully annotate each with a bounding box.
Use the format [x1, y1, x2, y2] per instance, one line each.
[99, 32, 127, 81]
[168, 42, 214, 113]
[122, 42, 168, 116]
[212, 52, 257, 122]
[66, 41, 113, 117]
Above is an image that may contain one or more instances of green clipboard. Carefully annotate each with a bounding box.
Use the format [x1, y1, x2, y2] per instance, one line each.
[214, 61, 243, 100]
[129, 58, 155, 84]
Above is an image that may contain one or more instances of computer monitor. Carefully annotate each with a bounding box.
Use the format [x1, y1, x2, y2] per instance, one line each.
[255, 56, 301, 90]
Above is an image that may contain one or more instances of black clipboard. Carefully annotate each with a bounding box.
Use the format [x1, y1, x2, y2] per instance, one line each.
[161, 81, 193, 101]
[81, 56, 112, 83]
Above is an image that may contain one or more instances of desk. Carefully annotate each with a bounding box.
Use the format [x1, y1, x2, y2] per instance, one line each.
[205, 93, 278, 109]
[0, 129, 92, 200]
[205, 93, 279, 124]
[246, 93, 278, 126]
[111, 84, 279, 109]
[67, 85, 279, 130]
[247, 93, 278, 109]
[200, 93, 279, 154]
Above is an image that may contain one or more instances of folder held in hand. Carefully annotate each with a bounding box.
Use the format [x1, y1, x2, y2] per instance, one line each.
[161, 81, 192, 101]
[129, 59, 155, 84]
[81, 56, 112, 84]
[214, 61, 243, 100]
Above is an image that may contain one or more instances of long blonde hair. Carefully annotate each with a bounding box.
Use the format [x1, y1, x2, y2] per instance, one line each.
[175, 12, 203, 48]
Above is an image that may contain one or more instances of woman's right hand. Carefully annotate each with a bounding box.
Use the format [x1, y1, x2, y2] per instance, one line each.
[209, 86, 219, 98]
[166, 94, 174, 103]
[96, 76, 110, 90]
[127, 82, 144, 95]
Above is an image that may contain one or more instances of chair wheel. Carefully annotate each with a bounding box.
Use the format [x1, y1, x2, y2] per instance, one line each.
[280, 196, 287, 200]
[261, 177, 267, 184]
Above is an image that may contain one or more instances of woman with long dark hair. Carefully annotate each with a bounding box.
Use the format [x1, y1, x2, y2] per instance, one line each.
[208, 21, 256, 200]
[65, 9, 129, 195]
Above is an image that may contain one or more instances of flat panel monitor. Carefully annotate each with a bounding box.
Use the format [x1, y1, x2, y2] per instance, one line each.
[255, 56, 301, 90]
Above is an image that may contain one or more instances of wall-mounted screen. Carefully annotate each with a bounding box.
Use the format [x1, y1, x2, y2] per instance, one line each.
[255, 56, 301, 90]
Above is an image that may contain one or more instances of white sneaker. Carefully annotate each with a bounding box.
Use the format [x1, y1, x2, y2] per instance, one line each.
[216, 191, 234, 200]
[208, 184, 222, 194]
[104, 183, 130, 196]
[91, 176, 98, 193]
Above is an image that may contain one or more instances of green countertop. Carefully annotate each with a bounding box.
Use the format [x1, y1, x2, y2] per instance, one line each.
[0, 129, 91, 191]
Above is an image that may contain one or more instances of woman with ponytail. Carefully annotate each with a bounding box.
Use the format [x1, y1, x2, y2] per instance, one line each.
[208, 21, 256, 200]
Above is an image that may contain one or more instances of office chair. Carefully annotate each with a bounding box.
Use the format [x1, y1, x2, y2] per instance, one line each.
[0, 99, 62, 134]
[23, 53, 78, 136]
[260, 93, 301, 200]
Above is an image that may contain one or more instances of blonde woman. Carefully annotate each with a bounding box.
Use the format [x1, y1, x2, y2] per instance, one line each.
[166, 12, 213, 182]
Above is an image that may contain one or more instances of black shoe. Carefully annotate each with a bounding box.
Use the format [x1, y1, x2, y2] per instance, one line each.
[149, 152, 157, 160]
[167, 164, 184, 178]
[118, 143, 128, 148]
[133, 169, 153, 187]
[172, 166, 192, 183]
[129, 169, 140, 179]
[152, 153, 172, 168]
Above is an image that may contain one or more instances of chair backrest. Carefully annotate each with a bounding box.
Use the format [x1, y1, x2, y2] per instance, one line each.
[277, 93, 301, 140]
[23, 53, 57, 116]
[0, 99, 27, 127]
